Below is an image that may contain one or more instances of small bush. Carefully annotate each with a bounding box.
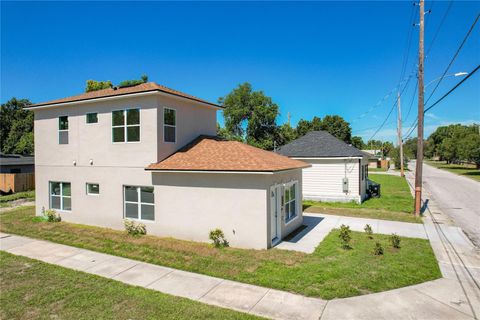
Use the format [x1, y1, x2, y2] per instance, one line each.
[338, 224, 352, 249]
[209, 228, 229, 248]
[124, 219, 146, 236]
[373, 242, 384, 255]
[364, 224, 373, 238]
[44, 209, 61, 222]
[391, 233, 401, 248]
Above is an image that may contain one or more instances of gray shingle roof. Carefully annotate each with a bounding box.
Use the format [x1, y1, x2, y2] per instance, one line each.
[276, 131, 366, 158]
[0, 153, 35, 166]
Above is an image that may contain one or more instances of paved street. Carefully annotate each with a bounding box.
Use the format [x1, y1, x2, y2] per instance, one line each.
[410, 161, 480, 247]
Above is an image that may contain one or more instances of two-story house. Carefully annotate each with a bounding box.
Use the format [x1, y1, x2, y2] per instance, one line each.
[28, 82, 309, 249]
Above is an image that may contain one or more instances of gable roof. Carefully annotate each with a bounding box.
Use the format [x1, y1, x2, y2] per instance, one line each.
[276, 131, 366, 158]
[146, 136, 310, 173]
[28, 82, 221, 109]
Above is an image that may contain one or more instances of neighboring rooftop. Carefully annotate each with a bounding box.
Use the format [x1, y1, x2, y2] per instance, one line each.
[146, 136, 310, 172]
[28, 82, 221, 108]
[276, 131, 366, 158]
[0, 153, 34, 166]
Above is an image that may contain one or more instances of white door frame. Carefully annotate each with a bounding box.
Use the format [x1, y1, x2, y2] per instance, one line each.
[270, 184, 282, 246]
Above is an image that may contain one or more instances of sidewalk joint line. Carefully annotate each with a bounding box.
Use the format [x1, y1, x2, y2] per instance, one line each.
[198, 279, 224, 300]
[319, 300, 329, 319]
[108, 262, 140, 278]
[415, 288, 476, 319]
[248, 288, 270, 313]
[145, 269, 175, 288]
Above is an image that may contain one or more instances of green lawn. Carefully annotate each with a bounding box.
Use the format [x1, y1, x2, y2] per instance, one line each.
[0, 251, 260, 320]
[0, 206, 441, 299]
[304, 174, 420, 223]
[368, 167, 387, 172]
[0, 190, 35, 208]
[426, 160, 480, 182]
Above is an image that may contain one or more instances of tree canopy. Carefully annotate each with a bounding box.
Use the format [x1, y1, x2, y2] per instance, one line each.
[0, 98, 34, 155]
[426, 124, 479, 167]
[218, 83, 279, 150]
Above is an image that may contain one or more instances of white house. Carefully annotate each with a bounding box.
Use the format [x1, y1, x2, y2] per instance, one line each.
[277, 131, 369, 203]
[28, 82, 309, 249]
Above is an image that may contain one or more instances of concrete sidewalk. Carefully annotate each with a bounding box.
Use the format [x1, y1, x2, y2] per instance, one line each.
[2, 231, 479, 319]
[276, 213, 427, 253]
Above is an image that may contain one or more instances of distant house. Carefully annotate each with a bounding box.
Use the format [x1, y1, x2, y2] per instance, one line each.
[0, 153, 34, 173]
[0, 153, 35, 193]
[277, 131, 369, 203]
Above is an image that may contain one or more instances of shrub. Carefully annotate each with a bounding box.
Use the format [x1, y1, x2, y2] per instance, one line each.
[391, 233, 401, 248]
[209, 228, 229, 248]
[364, 224, 373, 238]
[338, 224, 352, 249]
[373, 242, 384, 255]
[44, 209, 61, 222]
[124, 219, 146, 236]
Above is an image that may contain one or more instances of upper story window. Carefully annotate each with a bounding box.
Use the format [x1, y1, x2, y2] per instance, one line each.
[58, 116, 69, 144]
[86, 113, 98, 124]
[164, 108, 176, 143]
[112, 109, 140, 143]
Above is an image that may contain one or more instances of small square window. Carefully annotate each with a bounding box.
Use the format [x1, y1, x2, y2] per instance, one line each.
[59, 116, 69, 130]
[86, 113, 98, 124]
[86, 183, 99, 195]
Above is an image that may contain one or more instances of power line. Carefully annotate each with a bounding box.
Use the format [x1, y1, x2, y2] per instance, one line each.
[403, 63, 480, 139]
[424, 14, 479, 105]
[425, 0, 453, 58]
[403, 80, 418, 123]
[367, 74, 414, 141]
[425, 64, 480, 113]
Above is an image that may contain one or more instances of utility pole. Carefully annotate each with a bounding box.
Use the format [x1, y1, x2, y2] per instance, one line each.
[397, 92, 405, 177]
[414, 0, 425, 216]
[287, 112, 291, 126]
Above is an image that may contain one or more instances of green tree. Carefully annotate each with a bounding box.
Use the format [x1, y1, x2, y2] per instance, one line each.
[403, 138, 418, 159]
[0, 98, 34, 154]
[320, 115, 352, 143]
[439, 138, 457, 164]
[276, 123, 297, 147]
[351, 136, 365, 149]
[295, 118, 314, 137]
[219, 83, 279, 150]
[458, 133, 480, 169]
[85, 80, 113, 92]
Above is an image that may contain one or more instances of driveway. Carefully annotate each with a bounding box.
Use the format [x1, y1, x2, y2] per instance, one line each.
[409, 161, 480, 247]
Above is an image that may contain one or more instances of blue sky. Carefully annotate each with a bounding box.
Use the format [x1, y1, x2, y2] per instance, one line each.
[2, 1, 479, 143]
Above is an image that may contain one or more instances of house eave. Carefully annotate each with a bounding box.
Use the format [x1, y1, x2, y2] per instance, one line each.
[26, 90, 222, 110]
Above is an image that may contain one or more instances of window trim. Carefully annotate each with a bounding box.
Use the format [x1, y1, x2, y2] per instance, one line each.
[112, 108, 141, 144]
[284, 180, 299, 224]
[49, 181, 71, 212]
[123, 185, 155, 222]
[86, 112, 98, 124]
[163, 107, 177, 144]
[58, 115, 69, 144]
[86, 183, 100, 196]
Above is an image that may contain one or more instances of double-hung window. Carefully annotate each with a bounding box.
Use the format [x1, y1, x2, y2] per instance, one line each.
[112, 109, 140, 142]
[58, 116, 69, 144]
[164, 108, 176, 143]
[284, 181, 298, 222]
[49, 181, 71, 211]
[124, 186, 154, 221]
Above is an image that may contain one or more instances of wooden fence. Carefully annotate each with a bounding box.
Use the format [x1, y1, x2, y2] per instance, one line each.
[0, 173, 35, 193]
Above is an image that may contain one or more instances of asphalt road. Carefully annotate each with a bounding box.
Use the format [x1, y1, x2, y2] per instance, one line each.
[410, 161, 480, 247]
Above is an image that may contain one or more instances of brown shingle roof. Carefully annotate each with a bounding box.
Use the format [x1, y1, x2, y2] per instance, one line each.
[29, 82, 220, 108]
[146, 136, 311, 172]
